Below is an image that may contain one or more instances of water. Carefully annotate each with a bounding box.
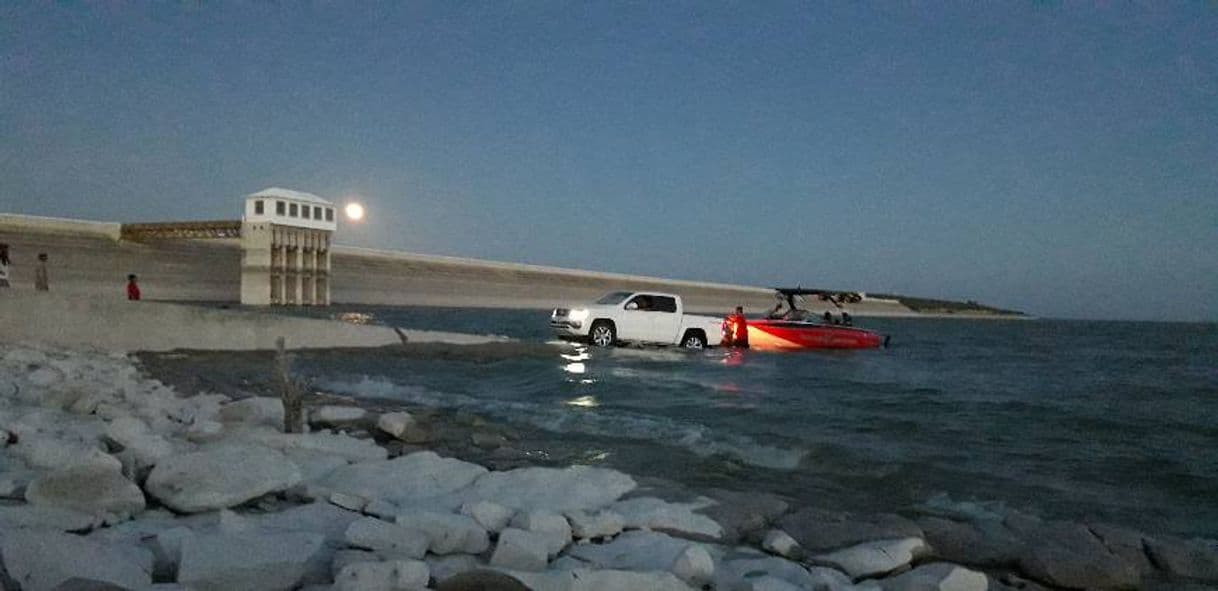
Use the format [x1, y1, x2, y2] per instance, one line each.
[271, 305, 1218, 537]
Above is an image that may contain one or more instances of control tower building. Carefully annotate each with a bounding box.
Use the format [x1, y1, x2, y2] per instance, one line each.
[240, 188, 336, 306]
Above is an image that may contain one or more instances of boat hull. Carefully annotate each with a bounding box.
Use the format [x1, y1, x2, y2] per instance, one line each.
[746, 320, 885, 350]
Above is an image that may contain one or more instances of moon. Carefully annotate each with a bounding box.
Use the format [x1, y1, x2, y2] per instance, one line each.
[344, 202, 365, 221]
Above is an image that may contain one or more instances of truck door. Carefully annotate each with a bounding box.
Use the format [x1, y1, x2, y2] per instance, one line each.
[651, 296, 681, 343]
[620, 294, 654, 342]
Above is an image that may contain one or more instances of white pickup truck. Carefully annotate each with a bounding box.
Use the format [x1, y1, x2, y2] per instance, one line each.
[550, 291, 725, 349]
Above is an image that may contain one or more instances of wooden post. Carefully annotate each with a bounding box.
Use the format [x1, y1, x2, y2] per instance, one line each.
[275, 337, 305, 433]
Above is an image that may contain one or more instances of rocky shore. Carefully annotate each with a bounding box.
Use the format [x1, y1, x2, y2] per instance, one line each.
[0, 344, 1215, 590]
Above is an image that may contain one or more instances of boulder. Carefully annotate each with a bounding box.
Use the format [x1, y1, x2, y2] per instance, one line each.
[467, 465, 635, 513]
[566, 529, 713, 584]
[566, 509, 625, 540]
[144, 444, 301, 513]
[316, 452, 487, 508]
[0, 504, 100, 532]
[1089, 523, 1157, 580]
[332, 549, 380, 577]
[0, 529, 153, 591]
[377, 412, 430, 443]
[701, 488, 791, 543]
[331, 491, 369, 512]
[917, 517, 1021, 568]
[345, 516, 430, 560]
[310, 405, 368, 426]
[490, 528, 551, 572]
[25, 464, 145, 520]
[148, 526, 195, 581]
[1145, 535, 1218, 583]
[426, 554, 485, 582]
[396, 510, 489, 555]
[761, 529, 802, 559]
[177, 531, 326, 591]
[505, 568, 694, 591]
[286, 448, 350, 483]
[509, 511, 572, 556]
[610, 496, 723, 540]
[462, 500, 515, 533]
[813, 537, 928, 580]
[219, 397, 284, 428]
[781, 508, 923, 552]
[671, 544, 715, 586]
[736, 576, 805, 591]
[715, 554, 831, 591]
[11, 435, 122, 472]
[1006, 518, 1140, 589]
[879, 563, 988, 591]
[436, 570, 531, 591]
[104, 416, 175, 468]
[234, 428, 388, 463]
[334, 559, 429, 591]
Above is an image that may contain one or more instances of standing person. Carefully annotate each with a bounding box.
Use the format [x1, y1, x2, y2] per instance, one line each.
[0, 244, 10, 288]
[126, 274, 141, 301]
[722, 306, 750, 348]
[34, 253, 49, 291]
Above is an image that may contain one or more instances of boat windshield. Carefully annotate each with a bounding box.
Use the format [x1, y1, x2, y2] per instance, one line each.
[596, 291, 633, 305]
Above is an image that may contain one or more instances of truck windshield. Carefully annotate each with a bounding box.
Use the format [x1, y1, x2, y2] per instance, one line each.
[596, 292, 632, 305]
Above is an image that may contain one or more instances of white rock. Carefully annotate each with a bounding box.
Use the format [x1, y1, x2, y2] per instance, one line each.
[177, 531, 326, 591]
[567, 529, 700, 574]
[0, 529, 153, 591]
[25, 464, 145, 520]
[762, 529, 802, 558]
[814, 537, 928, 580]
[288, 448, 352, 483]
[610, 496, 724, 539]
[0, 504, 99, 532]
[738, 575, 806, 591]
[468, 465, 636, 513]
[332, 549, 380, 577]
[566, 509, 625, 539]
[376, 411, 420, 440]
[490, 528, 551, 572]
[12, 434, 122, 471]
[335, 559, 430, 591]
[365, 499, 399, 519]
[671, 544, 716, 585]
[425, 553, 484, 582]
[26, 365, 64, 387]
[219, 397, 285, 427]
[715, 555, 826, 591]
[316, 452, 487, 508]
[510, 510, 572, 557]
[145, 444, 302, 513]
[311, 405, 368, 425]
[105, 415, 176, 467]
[331, 491, 369, 512]
[345, 516, 430, 560]
[234, 427, 388, 463]
[878, 562, 989, 591]
[461, 499, 514, 532]
[396, 509, 489, 555]
[186, 419, 225, 442]
[506, 568, 693, 591]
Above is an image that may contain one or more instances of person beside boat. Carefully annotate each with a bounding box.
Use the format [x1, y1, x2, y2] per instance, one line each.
[722, 306, 750, 348]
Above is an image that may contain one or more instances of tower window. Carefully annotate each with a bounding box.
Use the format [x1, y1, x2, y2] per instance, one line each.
[254, 200, 264, 215]
[276, 201, 285, 215]
[289, 203, 298, 217]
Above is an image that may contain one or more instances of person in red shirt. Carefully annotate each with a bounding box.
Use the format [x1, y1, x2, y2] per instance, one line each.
[721, 306, 750, 348]
[126, 274, 141, 301]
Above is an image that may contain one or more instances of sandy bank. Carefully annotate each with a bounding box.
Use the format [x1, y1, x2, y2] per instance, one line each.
[0, 292, 504, 352]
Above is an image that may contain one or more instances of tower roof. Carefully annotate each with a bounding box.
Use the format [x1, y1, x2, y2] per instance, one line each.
[247, 187, 332, 206]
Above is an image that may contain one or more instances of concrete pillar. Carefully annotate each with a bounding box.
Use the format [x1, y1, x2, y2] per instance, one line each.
[239, 222, 273, 305]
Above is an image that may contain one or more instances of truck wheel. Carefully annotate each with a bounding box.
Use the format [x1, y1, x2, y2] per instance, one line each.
[589, 321, 616, 347]
[681, 331, 707, 350]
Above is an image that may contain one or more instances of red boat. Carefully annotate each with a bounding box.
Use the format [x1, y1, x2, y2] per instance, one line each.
[745, 288, 889, 351]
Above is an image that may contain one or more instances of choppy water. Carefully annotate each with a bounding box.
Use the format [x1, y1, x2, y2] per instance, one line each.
[274, 306, 1218, 537]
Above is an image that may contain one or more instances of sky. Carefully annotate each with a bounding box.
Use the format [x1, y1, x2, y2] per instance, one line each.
[1, 3, 1215, 322]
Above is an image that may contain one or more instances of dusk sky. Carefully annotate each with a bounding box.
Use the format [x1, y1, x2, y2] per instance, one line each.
[2, 3, 1215, 321]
